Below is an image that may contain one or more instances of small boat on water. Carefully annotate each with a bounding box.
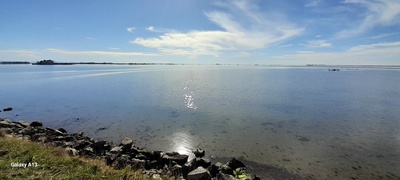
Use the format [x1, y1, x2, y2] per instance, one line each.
[328, 69, 340, 71]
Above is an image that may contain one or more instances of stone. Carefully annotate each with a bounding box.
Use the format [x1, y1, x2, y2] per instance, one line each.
[217, 172, 236, 180]
[219, 164, 234, 175]
[227, 158, 246, 170]
[162, 153, 189, 166]
[74, 140, 91, 150]
[207, 164, 219, 178]
[120, 137, 133, 147]
[112, 155, 131, 170]
[66, 147, 78, 156]
[171, 164, 183, 178]
[90, 140, 107, 155]
[58, 128, 67, 133]
[135, 153, 147, 160]
[183, 159, 197, 177]
[1, 127, 13, 134]
[187, 167, 211, 180]
[193, 149, 205, 158]
[197, 158, 211, 168]
[0, 120, 13, 128]
[110, 146, 123, 154]
[29, 121, 43, 127]
[3, 107, 12, 111]
[130, 158, 146, 169]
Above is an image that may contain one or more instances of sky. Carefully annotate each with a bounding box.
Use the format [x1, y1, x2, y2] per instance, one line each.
[1, 0, 400, 65]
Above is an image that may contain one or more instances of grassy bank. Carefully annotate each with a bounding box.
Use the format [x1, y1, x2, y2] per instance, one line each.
[0, 132, 154, 180]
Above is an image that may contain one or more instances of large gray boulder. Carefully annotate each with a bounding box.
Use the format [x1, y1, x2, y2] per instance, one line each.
[187, 166, 211, 180]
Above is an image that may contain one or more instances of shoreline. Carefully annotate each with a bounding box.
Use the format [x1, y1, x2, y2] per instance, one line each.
[0, 117, 310, 179]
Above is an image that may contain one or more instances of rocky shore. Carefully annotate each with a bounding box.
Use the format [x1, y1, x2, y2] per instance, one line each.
[0, 118, 261, 179]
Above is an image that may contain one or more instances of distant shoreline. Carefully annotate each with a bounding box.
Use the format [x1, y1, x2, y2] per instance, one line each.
[1, 61, 400, 68]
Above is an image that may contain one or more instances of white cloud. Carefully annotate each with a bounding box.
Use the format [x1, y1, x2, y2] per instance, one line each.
[370, 32, 398, 39]
[132, 1, 304, 56]
[279, 44, 293, 48]
[47, 48, 158, 56]
[336, 0, 400, 39]
[127, 27, 136, 33]
[305, 40, 332, 48]
[146, 26, 155, 31]
[305, 0, 322, 7]
[276, 41, 400, 65]
[85, 37, 95, 40]
[0, 49, 38, 58]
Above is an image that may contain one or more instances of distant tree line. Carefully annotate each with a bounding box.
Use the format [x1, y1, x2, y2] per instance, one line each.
[0, 61, 30, 64]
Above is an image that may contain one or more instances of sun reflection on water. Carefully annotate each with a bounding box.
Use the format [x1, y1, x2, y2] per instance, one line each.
[170, 132, 195, 158]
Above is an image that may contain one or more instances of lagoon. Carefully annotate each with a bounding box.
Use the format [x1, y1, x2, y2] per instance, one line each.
[1, 64, 399, 179]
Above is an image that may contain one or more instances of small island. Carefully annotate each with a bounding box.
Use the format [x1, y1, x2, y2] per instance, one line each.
[32, 59, 73, 65]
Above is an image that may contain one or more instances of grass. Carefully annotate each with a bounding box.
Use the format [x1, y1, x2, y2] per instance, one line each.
[0, 131, 160, 180]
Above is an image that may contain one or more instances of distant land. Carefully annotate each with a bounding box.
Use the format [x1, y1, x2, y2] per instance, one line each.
[1, 60, 399, 68]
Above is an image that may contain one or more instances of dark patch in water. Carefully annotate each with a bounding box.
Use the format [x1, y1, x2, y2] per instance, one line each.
[296, 135, 310, 142]
[170, 111, 179, 118]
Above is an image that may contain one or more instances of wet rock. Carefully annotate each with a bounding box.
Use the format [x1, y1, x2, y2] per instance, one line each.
[162, 153, 189, 166]
[187, 166, 211, 180]
[227, 158, 246, 170]
[3, 107, 12, 111]
[197, 158, 211, 168]
[193, 148, 205, 158]
[29, 121, 43, 127]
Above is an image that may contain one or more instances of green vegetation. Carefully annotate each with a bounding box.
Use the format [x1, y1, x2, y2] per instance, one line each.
[0, 132, 155, 180]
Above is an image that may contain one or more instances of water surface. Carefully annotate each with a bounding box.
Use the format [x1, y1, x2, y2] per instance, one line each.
[1, 65, 399, 179]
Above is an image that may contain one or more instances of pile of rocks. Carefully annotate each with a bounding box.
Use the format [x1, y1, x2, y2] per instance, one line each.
[0, 118, 259, 179]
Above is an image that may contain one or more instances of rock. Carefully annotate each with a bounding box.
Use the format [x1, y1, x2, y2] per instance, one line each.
[162, 153, 189, 166]
[183, 159, 197, 178]
[135, 153, 147, 160]
[105, 153, 118, 166]
[187, 167, 211, 180]
[130, 158, 146, 169]
[120, 137, 133, 147]
[219, 164, 234, 175]
[90, 140, 107, 155]
[112, 155, 131, 170]
[193, 149, 205, 158]
[1, 127, 13, 134]
[110, 146, 123, 154]
[16, 121, 29, 128]
[217, 172, 237, 180]
[29, 121, 43, 127]
[80, 146, 95, 156]
[66, 147, 78, 156]
[146, 160, 160, 169]
[227, 158, 246, 170]
[3, 107, 12, 111]
[197, 158, 211, 168]
[171, 164, 183, 178]
[74, 140, 91, 150]
[207, 164, 219, 178]
[58, 128, 67, 133]
[0, 119, 13, 128]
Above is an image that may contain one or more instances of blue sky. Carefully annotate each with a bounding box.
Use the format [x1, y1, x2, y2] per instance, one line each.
[1, 0, 400, 65]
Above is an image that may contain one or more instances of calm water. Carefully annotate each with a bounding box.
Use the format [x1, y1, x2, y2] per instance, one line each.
[1, 65, 399, 179]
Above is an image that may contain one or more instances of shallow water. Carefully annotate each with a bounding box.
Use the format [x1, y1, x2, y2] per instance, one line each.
[1, 65, 399, 179]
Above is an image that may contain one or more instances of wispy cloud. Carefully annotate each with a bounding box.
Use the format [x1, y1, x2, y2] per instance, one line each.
[47, 48, 158, 56]
[279, 44, 293, 48]
[276, 41, 400, 65]
[305, 0, 322, 7]
[305, 40, 332, 48]
[126, 27, 136, 33]
[146, 26, 155, 32]
[85, 37, 95, 40]
[369, 32, 398, 39]
[336, 0, 400, 39]
[0, 49, 38, 57]
[132, 0, 304, 56]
